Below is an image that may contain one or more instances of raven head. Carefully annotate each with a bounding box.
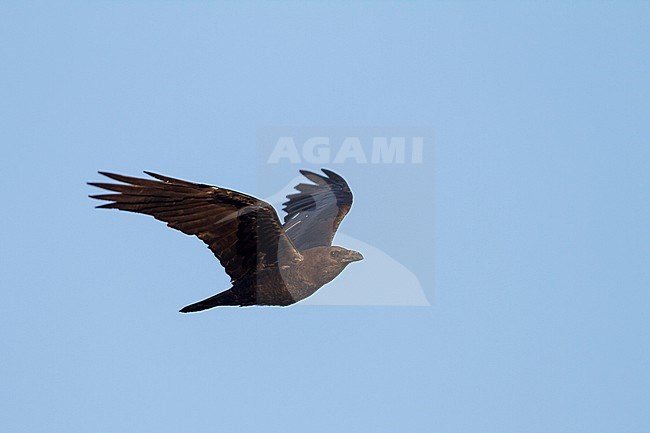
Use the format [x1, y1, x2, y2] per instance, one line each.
[294, 245, 363, 289]
[328, 246, 364, 264]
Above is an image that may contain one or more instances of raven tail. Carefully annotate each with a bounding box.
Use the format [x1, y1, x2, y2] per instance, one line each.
[179, 289, 243, 313]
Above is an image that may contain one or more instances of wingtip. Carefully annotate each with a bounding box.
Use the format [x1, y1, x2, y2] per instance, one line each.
[142, 170, 165, 181]
[88, 193, 112, 201]
[320, 168, 344, 182]
[299, 169, 329, 185]
[142, 171, 194, 185]
[299, 169, 318, 176]
[96, 171, 133, 184]
[94, 202, 117, 209]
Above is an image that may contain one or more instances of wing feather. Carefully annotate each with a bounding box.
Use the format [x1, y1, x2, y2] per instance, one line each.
[282, 169, 353, 250]
[89, 171, 302, 283]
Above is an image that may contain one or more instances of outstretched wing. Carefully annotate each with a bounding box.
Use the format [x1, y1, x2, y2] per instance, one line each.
[282, 169, 353, 250]
[89, 171, 302, 284]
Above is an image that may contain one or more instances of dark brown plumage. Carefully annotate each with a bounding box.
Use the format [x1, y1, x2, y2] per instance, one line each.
[88, 169, 362, 312]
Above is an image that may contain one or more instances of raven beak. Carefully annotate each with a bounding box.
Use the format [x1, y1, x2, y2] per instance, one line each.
[346, 250, 364, 263]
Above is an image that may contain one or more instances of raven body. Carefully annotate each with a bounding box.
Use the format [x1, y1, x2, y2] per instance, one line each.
[89, 169, 362, 312]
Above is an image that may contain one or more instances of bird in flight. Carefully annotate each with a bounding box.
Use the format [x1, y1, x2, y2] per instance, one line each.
[89, 169, 363, 312]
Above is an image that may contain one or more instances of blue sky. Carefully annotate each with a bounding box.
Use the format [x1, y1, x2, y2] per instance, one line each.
[1, 2, 649, 432]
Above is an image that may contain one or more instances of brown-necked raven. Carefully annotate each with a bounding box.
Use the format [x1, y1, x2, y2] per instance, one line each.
[89, 169, 362, 312]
